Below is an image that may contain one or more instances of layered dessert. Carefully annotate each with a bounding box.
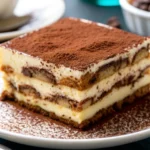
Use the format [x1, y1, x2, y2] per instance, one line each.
[0, 18, 150, 128]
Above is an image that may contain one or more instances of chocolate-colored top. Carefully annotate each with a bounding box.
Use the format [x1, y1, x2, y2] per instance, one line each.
[2, 18, 145, 70]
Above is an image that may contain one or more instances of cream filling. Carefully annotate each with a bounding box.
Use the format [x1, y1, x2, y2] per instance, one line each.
[2, 58, 150, 102]
[0, 38, 149, 81]
[2, 74, 150, 124]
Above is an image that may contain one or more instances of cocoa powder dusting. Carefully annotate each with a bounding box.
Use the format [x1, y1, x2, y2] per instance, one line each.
[0, 96, 149, 139]
[2, 18, 145, 70]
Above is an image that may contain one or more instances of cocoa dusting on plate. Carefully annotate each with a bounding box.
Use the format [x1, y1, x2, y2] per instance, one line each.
[0, 96, 149, 139]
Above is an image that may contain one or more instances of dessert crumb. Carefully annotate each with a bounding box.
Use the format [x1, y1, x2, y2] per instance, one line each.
[107, 17, 121, 29]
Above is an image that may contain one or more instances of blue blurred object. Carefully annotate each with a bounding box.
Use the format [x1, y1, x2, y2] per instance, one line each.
[82, 0, 120, 6]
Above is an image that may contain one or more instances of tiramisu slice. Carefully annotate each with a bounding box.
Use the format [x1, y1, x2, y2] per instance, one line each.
[0, 18, 150, 128]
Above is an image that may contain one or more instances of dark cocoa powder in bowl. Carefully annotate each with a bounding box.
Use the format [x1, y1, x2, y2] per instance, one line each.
[129, 0, 150, 12]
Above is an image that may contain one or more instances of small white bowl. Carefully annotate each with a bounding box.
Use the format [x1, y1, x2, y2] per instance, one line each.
[120, 0, 150, 36]
[0, 0, 18, 19]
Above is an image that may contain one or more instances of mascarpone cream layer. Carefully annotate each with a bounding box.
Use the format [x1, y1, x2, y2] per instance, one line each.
[2, 74, 150, 123]
[2, 58, 150, 102]
[0, 38, 149, 81]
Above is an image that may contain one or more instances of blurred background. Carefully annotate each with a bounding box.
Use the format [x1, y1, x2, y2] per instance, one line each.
[0, 0, 150, 42]
[0, 0, 129, 42]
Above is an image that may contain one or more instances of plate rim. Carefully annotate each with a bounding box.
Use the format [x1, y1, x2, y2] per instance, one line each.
[0, 0, 65, 41]
[0, 127, 150, 141]
[0, 127, 149, 149]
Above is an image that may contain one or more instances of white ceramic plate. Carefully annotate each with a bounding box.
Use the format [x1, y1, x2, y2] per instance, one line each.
[0, 128, 150, 149]
[0, 0, 65, 41]
[0, 97, 149, 149]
